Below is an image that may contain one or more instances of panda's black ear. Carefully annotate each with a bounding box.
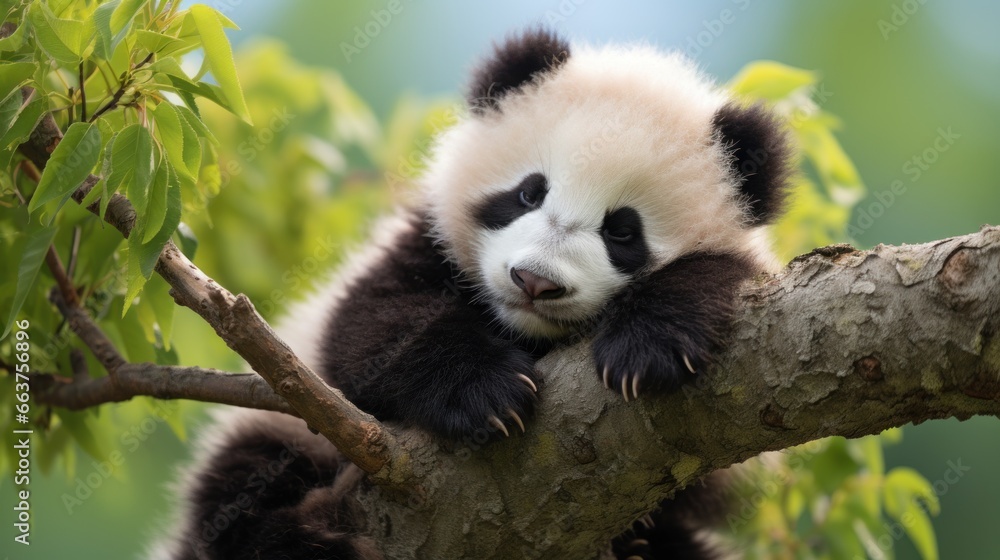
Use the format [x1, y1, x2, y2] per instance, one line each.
[467, 28, 571, 113]
[712, 102, 792, 225]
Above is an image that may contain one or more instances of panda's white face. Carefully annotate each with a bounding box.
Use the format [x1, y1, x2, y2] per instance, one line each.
[422, 44, 768, 339]
[475, 172, 638, 338]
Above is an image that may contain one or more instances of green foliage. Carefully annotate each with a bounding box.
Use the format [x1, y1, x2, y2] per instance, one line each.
[729, 60, 864, 259]
[0, 0, 264, 480]
[0, 0, 434, 483]
[724, 62, 938, 559]
[728, 431, 941, 560]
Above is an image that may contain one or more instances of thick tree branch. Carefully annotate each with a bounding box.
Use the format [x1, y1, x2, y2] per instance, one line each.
[30, 363, 297, 415]
[352, 225, 1000, 560]
[16, 103, 411, 488]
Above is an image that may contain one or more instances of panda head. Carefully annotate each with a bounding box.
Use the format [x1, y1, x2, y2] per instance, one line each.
[421, 29, 791, 339]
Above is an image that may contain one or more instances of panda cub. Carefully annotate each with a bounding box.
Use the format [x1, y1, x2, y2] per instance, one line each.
[157, 28, 790, 560]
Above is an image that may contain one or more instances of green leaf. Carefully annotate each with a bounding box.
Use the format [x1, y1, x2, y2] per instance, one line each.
[800, 123, 865, 206]
[174, 222, 198, 258]
[855, 435, 885, 477]
[106, 123, 154, 215]
[143, 157, 168, 243]
[728, 61, 818, 102]
[0, 92, 47, 149]
[189, 5, 251, 124]
[810, 437, 861, 494]
[135, 30, 190, 58]
[92, 0, 145, 59]
[0, 90, 22, 136]
[174, 103, 219, 146]
[881, 427, 904, 444]
[159, 73, 232, 114]
[124, 163, 180, 314]
[0, 62, 36, 100]
[143, 274, 175, 351]
[904, 507, 938, 560]
[27, 121, 102, 214]
[110, 0, 146, 35]
[1, 221, 57, 339]
[199, 141, 221, 195]
[884, 467, 940, 517]
[91, 1, 119, 60]
[59, 410, 109, 463]
[151, 102, 199, 181]
[0, 20, 27, 52]
[884, 467, 940, 560]
[27, 1, 86, 66]
[112, 297, 157, 363]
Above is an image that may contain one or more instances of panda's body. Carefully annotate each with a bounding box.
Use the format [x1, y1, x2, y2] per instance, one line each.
[154, 29, 790, 560]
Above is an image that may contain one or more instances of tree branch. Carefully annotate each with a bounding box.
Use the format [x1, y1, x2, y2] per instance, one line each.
[17, 101, 411, 489]
[352, 225, 1000, 559]
[48, 288, 126, 375]
[30, 363, 297, 415]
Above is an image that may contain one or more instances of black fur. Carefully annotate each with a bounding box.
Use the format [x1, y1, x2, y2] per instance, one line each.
[712, 102, 792, 224]
[468, 28, 570, 113]
[593, 252, 755, 395]
[320, 214, 542, 441]
[169, 412, 382, 560]
[474, 172, 549, 230]
[602, 206, 650, 274]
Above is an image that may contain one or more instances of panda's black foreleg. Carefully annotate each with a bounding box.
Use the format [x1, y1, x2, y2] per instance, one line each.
[591, 251, 756, 399]
[323, 294, 539, 441]
[346, 304, 539, 441]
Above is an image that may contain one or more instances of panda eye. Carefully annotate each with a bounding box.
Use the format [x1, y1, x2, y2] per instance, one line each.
[518, 189, 542, 208]
[603, 227, 634, 243]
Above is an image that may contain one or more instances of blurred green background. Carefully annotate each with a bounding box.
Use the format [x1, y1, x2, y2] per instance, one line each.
[3, 1, 998, 558]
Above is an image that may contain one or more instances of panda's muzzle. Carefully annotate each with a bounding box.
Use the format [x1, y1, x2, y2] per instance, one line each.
[510, 268, 566, 300]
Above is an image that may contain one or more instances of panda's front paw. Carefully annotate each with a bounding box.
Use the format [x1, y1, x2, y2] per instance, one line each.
[433, 356, 539, 441]
[592, 322, 708, 401]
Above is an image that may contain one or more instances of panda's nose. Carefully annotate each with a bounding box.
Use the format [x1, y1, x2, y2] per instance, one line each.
[510, 268, 566, 300]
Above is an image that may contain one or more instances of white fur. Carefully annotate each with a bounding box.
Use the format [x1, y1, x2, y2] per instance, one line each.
[422, 43, 773, 337]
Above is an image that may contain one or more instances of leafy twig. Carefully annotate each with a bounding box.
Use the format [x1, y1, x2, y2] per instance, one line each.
[89, 52, 156, 122]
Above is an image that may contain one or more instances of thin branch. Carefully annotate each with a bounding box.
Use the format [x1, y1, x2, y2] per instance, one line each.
[48, 289, 126, 375]
[88, 52, 155, 123]
[30, 363, 297, 415]
[69, 348, 89, 381]
[78, 63, 87, 122]
[45, 245, 79, 307]
[88, 83, 127, 123]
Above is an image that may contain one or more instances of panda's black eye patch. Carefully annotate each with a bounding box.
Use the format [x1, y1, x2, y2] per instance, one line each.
[474, 173, 548, 230]
[602, 207, 648, 274]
